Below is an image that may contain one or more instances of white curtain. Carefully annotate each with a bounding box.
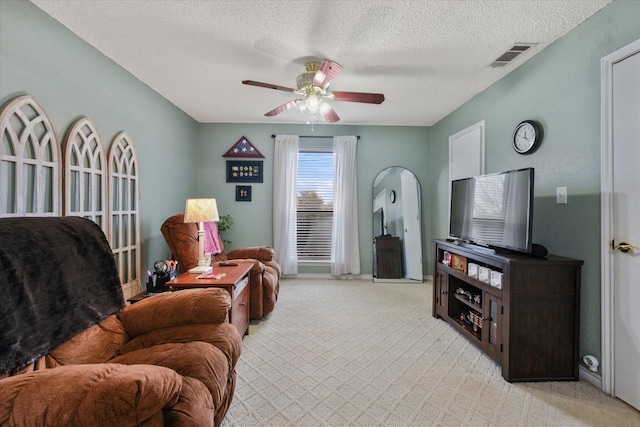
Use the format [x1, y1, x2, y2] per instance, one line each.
[331, 135, 360, 276]
[273, 135, 299, 275]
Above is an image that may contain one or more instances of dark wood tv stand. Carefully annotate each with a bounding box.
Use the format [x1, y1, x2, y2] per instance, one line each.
[433, 239, 583, 382]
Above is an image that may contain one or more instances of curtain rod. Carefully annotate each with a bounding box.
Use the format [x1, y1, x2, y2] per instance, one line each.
[271, 134, 360, 139]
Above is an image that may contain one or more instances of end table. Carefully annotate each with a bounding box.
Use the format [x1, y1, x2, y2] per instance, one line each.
[167, 261, 252, 336]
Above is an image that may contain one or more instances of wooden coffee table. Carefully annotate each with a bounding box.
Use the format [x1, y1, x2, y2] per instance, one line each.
[167, 261, 252, 336]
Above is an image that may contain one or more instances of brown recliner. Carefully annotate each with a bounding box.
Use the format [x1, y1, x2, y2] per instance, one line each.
[161, 213, 280, 320]
[1, 216, 241, 427]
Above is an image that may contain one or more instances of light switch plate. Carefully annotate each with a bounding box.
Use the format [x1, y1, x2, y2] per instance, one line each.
[556, 187, 568, 204]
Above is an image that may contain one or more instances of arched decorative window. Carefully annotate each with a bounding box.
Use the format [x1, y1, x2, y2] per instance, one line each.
[0, 95, 61, 217]
[108, 132, 141, 298]
[63, 117, 107, 232]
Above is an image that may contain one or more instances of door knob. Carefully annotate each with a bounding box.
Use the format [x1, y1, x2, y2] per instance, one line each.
[612, 240, 639, 253]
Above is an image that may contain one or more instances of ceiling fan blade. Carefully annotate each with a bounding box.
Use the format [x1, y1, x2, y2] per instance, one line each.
[332, 91, 385, 104]
[313, 61, 343, 89]
[242, 80, 297, 93]
[264, 100, 299, 117]
[322, 106, 340, 123]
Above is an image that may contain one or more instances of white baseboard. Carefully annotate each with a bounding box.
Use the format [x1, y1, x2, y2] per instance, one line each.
[284, 273, 433, 283]
[283, 273, 334, 280]
[579, 364, 602, 389]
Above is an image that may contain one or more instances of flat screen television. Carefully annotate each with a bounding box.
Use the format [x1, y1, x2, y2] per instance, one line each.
[449, 167, 534, 254]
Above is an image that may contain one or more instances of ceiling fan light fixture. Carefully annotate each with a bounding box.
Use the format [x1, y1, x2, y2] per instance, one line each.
[295, 100, 307, 113]
[296, 72, 315, 90]
[306, 109, 319, 124]
[242, 59, 384, 125]
[306, 94, 320, 112]
[319, 100, 331, 115]
[296, 61, 321, 90]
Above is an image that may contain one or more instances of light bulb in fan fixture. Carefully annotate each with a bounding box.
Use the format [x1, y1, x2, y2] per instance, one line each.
[319, 100, 331, 115]
[306, 94, 320, 112]
[295, 100, 307, 113]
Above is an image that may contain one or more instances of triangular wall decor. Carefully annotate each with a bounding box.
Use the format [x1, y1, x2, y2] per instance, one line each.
[222, 136, 265, 158]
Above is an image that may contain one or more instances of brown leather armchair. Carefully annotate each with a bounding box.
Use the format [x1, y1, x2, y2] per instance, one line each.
[161, 213, 280, 320]
[1, 216, 240, 427]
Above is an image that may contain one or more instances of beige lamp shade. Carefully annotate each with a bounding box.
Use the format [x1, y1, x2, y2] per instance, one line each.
[184, 198, 219, 223]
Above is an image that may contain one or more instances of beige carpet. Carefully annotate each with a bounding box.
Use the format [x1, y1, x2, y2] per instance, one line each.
[222, 278, 639, 426]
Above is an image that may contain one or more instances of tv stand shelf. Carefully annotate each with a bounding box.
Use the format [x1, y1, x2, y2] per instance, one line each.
[433, 239, 583, 382]
[454, 293, 482, 310]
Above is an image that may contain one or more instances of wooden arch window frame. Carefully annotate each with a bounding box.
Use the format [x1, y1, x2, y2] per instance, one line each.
[63, 117, 107, 233]
[108, 132, 142, 298]
[1, 96, 142, 299]
[0, 95, 62, 217]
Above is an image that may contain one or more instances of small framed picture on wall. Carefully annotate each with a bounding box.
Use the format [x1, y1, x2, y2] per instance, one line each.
[226, 160, 263, 183]
[236, 185, 252, 202]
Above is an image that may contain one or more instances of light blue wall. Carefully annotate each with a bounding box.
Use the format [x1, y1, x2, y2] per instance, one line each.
[0, 0, 199, 269]
[429, 0, 640, 363]
[197, 123, 430, 275]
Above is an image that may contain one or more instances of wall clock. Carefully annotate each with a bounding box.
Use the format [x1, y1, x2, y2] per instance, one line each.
[390, 190, 396, 203]
[513, 120, 543, 154]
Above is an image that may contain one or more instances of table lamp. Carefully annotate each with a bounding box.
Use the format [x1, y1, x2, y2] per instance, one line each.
[184, 198, 219, 274]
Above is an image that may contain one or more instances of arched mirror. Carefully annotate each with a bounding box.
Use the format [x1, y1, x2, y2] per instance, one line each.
[372, 167, 422, 282]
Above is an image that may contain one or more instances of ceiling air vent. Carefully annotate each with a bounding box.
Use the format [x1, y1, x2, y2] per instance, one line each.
[490, 43, 537, 67]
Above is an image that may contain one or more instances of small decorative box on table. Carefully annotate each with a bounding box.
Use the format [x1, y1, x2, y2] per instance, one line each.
[167, 261, 252, 337]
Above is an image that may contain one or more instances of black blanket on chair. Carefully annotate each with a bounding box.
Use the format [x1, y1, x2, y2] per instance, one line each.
[0, 217, 124, 374]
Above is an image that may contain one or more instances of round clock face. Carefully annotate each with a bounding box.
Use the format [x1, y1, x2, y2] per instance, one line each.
[513, 120, 543, 154]
[390, 190, 396, 203]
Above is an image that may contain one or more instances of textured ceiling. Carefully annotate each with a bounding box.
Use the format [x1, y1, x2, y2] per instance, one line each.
[30, 0, 611, 126]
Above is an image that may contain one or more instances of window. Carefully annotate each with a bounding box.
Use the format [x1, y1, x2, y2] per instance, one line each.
[297, 149, 334, 262]
[472, 174, 507, 242]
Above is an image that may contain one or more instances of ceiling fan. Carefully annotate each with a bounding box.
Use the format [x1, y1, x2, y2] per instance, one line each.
[242, 60, 385, 124]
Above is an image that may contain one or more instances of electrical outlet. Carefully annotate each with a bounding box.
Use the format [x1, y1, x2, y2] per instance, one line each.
[556, 187, 568, 204]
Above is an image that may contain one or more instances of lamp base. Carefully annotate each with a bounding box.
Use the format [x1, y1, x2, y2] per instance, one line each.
[188, 265, 212, 274]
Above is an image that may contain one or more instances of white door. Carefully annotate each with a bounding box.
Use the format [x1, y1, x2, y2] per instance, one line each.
[449, 120, 485, 181]
[401, 170, 422, 281]
[449, 121, 485, 237]
[612, 49, 640, 411]
[602, 39, 640, 411]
